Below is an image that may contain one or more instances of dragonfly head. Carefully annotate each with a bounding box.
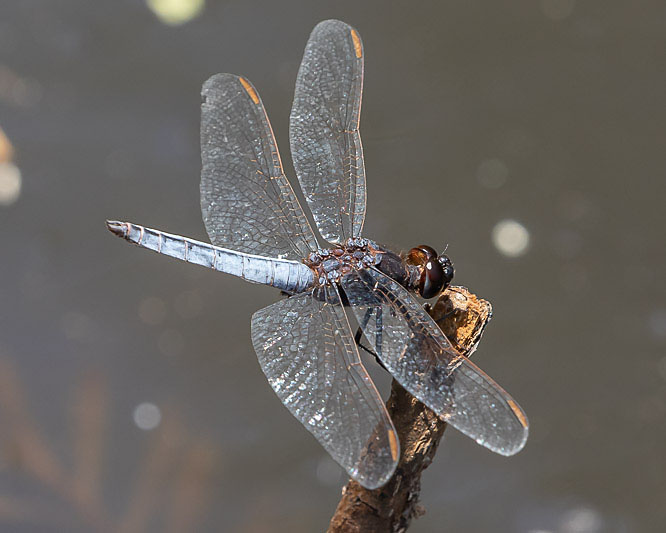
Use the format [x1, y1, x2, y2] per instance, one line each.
[407, 245, 455, 299]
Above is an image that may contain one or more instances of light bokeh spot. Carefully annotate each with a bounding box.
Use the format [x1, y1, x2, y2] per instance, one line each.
[477, 158, 508, 189]
[492, 219, 530, 257]
[560, 506, 603, 533]
[138, 296, 167, 325]
[540, 0, 576, 21]
[158, 328, 185, 357]
[649, 309, 666, 340]
[658, 357, 666, 381]
[133, 402, 162, 430]
[146, 0, 205, 26]
[174, 289, 204, 319]
[316, 455, 344, 486]
[61, 312, 96, 343]
[0, 162, 21, 205]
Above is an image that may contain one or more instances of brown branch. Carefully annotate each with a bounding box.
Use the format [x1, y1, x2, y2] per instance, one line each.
[0, 126, 13, 163]
[70, 372, 108, 524]
[328, 286, 493, 533]
[118, 413, 186, 533]
[165, 439, 220, 533]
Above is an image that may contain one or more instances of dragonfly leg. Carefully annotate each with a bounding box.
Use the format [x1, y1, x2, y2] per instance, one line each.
[354, 327, 374, 354]
[436, 308, 457, 321]
[354, 309, 387, 371]
[353, 325, 380, 360]
[375, 305, 383, 360]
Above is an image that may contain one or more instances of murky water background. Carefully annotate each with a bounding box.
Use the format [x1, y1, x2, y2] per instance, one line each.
[1, 1, 664, 531]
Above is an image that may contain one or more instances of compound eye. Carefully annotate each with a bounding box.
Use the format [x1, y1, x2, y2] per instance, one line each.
[407, 245, 438, 267]
[416, 245, 438, 261]
[420, 259, 445, 299]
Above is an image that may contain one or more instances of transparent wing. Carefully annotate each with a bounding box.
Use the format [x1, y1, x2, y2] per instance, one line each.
[201, 73, 318, 260]
[289, 19, 366, 244]
[341, 267, 529, 455]
[251, 286, 398, 489]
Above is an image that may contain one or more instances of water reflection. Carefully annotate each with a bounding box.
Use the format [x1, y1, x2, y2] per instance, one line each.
[0, 358, 220, 531]
[2, 1, 664, 530]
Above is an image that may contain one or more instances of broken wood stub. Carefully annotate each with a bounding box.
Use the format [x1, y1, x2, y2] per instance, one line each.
[328, 286, 492, 533]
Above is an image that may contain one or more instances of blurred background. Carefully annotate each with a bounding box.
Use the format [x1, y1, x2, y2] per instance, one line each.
[1, 1, 664, 531]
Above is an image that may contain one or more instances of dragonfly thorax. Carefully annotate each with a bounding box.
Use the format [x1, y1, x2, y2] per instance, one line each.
[305, 237, 382, 285]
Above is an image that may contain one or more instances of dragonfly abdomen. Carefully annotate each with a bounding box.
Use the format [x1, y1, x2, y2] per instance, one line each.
[106, 221, 315, 293]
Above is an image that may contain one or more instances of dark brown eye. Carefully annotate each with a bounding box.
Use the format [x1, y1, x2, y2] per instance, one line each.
[407, 245, 447, 298]
[420, 259, 445, 299]
[407, 245, 437, 266]
[407, 248, 427, 266]
[416, 245, 437, 261]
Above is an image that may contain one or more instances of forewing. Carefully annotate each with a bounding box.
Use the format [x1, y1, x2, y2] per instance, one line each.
[251, 286, 398, 489]
[341, 267, 529, 455]
[289, 19, 366, 244]
[201, 74, 318, 259]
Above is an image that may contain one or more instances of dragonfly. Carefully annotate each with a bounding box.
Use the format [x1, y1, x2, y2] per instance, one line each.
[107, 19, 528, 489]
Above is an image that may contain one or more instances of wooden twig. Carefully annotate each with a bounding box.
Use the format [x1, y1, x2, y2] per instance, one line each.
[328, 286, 493, 533]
